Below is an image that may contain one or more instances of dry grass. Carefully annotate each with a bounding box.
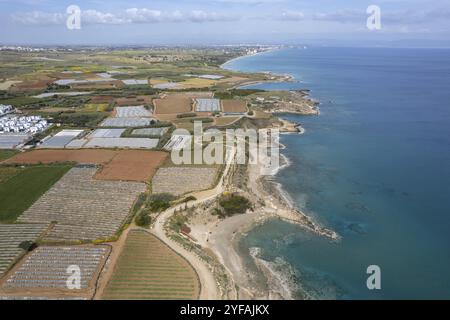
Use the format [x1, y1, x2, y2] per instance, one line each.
[178, 78, 216, 89]
[152, 167, 218, 196]
[82, 103, 109, 112]
[0, 80, 22, 90]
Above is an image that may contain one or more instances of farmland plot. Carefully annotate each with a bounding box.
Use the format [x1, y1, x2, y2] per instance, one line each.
[0, 165, 72, 223]
[221, 100, 248, 114]
[3, 150, 168, 183]
[152, 167, 218, 196]
[194, 99, 221, 113]
[102, 230, 200, 300]
[83, 138, 159, 149]
[101, 118, 155, 127]
[2, 246, 108, 290]
[17, 167, 146, 241]
[0, 224, 48, 277]
[154, 95, 193, 115]
[115, 106, 152, 118]
[131, 127, 169, 137]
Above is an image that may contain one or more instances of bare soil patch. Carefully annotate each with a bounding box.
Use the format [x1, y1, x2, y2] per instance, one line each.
[115, 95, 152, 106]
[4, 149, 168, 182]
[222, 100, 248, 113]
[95, 150, 167, 182]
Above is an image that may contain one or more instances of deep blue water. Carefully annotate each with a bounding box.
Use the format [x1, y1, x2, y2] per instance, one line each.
[223, 47, 450, 299]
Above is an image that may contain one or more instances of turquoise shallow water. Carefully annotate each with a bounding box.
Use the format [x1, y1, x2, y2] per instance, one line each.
[223, 47, 450, 299]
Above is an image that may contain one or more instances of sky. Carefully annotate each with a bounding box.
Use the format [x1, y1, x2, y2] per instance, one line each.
[0, 0, 449, 46]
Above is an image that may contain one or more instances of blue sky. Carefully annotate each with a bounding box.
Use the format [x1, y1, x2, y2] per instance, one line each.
[1, 0, 449, 46]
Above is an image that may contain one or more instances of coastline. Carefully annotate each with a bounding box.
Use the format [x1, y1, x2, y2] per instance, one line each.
[152, 48, 337, 300]
[202, 48, 338, 299]
[220, 46, 282, 69]
[198, 136, 338, 299]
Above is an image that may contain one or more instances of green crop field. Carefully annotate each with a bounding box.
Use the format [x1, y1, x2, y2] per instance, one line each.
[0, 165, 72, 223]
[102, 230, 200, 300]
[0, 150, 18, 162]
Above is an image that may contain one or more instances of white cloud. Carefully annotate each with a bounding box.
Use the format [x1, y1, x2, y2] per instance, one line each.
[281, 10, 305, 21]
[12, 11, 64, 25]
[11, 8, 239, 26]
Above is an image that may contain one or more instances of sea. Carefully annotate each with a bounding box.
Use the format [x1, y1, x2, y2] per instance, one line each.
[223, 47, 450, 299]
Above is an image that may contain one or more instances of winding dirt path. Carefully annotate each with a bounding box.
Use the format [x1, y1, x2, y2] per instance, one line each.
[150, 146, 236, 300]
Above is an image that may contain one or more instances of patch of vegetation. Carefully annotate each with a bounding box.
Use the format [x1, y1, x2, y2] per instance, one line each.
[0, 167, 20, 183]
[131, 192, 147, 215]
[183, 196, 197, 203]
[189, 117, 214, 123]
[215, 194, 252, 218]
[135, 210, 152, 227]
[146, 193, 176, 213]
[19, 240, 37, 252]
[81, 103, 108, 112]
[169, 212, 189, 233]
[0, 150, 18, 162]
[0, 96, 41, 107]
[177, 112, 197, 119]
[214, 89, 265, 99]
[49, 112, 108, 127]
[0, 165, 72, 223]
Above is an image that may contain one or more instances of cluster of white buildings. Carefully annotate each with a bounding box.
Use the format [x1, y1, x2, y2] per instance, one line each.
[0, 104, 13, 116]
[0, 115, 49, 134]
[0, 46, 49, 52]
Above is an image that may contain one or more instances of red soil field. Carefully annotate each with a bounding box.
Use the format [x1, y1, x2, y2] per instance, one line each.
[115, 95, 152, 106]
[95, 150, 167, 182]
[221, 100, 248, 113]
[3, 149, 168, 182]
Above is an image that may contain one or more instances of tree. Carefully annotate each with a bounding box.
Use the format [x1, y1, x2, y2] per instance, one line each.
[135, 211, 151, 227]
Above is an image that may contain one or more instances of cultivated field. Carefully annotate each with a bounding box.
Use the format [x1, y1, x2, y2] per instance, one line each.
[101, 118, 155, 127]
[89, 129, 125, 138]
[115, 96, 152, 107]
[152, 167, 218, 196]
[81, 103, 109, 112]
[114, 106, 152, 118]
[4, 149, 168, 182]
[101, 230, 200, 300]
[0, 150, 17, 162]
[215, 116, 241, 127]
[0, 224, 48, 277]
[3, 149, 117, 165]
[194, 98, 221, 112]
[221, 100, 248, 113]
[154, 95, 193, 115]
[17, 167, 146, 241]
[83, 137, 159, 149]
[100, 118, 154, 128]
[0, 245, 109, 300]
[131, 127, 169, 137]
[94, 150, 167, 182]
[0, 165, 72, 223]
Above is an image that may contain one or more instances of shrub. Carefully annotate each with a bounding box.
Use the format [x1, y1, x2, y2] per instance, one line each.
[177, 113, 197, 119]
[146, 193, 176, 213]
[218, 194, 252, 217]
[135, 211, 152, 227]
[183, 196, 197, 203]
